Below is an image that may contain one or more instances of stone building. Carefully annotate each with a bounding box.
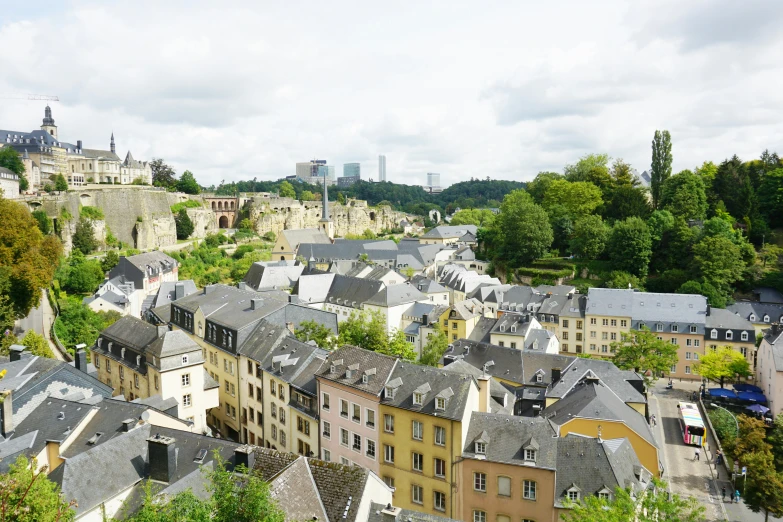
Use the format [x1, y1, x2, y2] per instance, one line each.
[0, 167, 20, 199]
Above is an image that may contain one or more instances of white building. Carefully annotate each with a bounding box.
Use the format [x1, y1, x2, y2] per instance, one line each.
[0, 167, 20, 199]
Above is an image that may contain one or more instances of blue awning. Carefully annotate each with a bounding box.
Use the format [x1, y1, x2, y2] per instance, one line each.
[708, 388, 738, 399]
[734, 384, 763, 394]
[737, 391, 767, 403]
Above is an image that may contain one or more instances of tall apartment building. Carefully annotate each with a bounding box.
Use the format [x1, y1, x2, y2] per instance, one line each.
[296, 159, 335, 185]
[378, 155, 387, 182]
[427, 172, 440, 188]
[339, 162, 361, 187]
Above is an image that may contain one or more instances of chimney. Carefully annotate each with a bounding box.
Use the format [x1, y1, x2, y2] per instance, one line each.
[74, 350, 88, 372]
[147, 434, 177, 483]
[122, 418, 137, 432]
[477, 375, 491, 413]
[772, 323, 781, 337]
[175, 282, 185, 300]
[157, 325, 169, 338]
[551, 367, 561, 384]
[286, 322, 295, 334]
[250, 298, 263, 310]
[203, 285, 217, 295]
[234, 445, 256, 471]
[422, 314, 428, 326]
[381, 504, 401, 522]
[77, 140, 82, 151]
[0, 390, 13, 438]
[567, 294, 573, 300]
[707, 304, 711, 316]
[237, 282, 248, 291]
[9, 344, 26, 362]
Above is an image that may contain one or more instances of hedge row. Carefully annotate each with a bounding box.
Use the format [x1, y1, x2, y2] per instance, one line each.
[516, 266, 574, 279]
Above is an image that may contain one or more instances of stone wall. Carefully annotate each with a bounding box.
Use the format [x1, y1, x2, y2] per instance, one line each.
[187, 208, 218, 238]
[247, 198, 416, 237]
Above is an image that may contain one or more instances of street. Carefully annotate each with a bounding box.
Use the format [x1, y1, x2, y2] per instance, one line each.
[14, 289, 65, 362]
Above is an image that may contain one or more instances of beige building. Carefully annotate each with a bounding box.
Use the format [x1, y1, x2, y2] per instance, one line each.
[756, 325, 783, 418]
[92, 316, 219, 434]
[272, 228, 332, 261]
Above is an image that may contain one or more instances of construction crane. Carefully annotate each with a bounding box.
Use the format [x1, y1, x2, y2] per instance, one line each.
[0, 94, 59, 101]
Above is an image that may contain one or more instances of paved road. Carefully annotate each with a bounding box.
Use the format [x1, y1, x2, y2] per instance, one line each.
[15, 290, 66, 362]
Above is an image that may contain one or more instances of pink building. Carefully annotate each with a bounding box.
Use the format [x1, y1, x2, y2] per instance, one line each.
[316, 346, 399, 473]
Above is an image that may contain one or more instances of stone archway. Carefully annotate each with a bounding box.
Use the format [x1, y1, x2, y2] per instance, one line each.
[219, 215, 229, 228]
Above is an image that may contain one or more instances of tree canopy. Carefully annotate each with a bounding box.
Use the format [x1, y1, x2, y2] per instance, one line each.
[177, 170, 201, 195]
[610, 327, 678, 387]
[0, 455, 75, 522]
[493, 189, 553, 266]
[694, 346, 751, 388]
[295, 320, 336, 349]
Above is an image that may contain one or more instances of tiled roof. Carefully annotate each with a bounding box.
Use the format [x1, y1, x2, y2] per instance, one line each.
[705, 308, 755, 331]
[381, 362, 476, 421]
[547, 358, 646, 404]
[727, 301, 783, 323]
[365, 283, 426, 307]
[100, 316, 159, 351]
[421, 225, 478, 239]
[442, 340, 525, 384]
[317, 345, 398, 396]
[462, 412, 558, 469]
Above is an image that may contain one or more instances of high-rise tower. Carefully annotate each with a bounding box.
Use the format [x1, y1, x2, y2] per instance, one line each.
[378, 155, 386, 182]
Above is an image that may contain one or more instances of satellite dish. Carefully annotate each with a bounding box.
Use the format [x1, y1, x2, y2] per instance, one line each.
[140, 411, 151, 422]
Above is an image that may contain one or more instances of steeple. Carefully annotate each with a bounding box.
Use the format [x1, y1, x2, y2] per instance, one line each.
[110, 132, 116, 154]
[321, 173, 329, 221]
[318, 173, 334, 240]
[41, 105, 57, 139]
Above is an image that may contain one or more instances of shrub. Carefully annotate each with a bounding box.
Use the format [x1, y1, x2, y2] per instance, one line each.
[79, 205, 104, 220]
[262, 231, 276, 242]
[72, 218, 98, 255]
[516, 267, 573, 280]
[32, 210, 52, 234]
[170, 200, 202, 213]
[232, 245, 255, 260]
[175, 208, 195, 240]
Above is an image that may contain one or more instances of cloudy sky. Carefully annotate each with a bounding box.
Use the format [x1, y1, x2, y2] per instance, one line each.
[2, 1, 782, 188]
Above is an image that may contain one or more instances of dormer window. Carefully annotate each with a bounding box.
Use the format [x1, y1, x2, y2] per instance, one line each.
[385, 386, 396, 399]
[750, 314, 756, 322]
[690, 325, 697, 334]
[711, 329, 717, 339]
[435, 397, 446, 410]
[597, 487, 612, 501]
[535, 372, 543, 383]
[764, 315, 771, 323]
[413, 393, 423, 405]
[726, 331, 733, 340]
[524, 449, 536, 461]
[182, 355, 189, 365]
[567, 485, 581, 502]
[741, 331, 749, 341]
[656, 323, 663, 332]
[475, 442, 486, 455]
[500, 325, 505, 332]
[672, 325, 678, 333]
[362, 374, 369, 383]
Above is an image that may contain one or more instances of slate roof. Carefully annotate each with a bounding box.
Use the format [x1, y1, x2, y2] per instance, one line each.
[705, 308, 755, 331]
[585, 288, 634, 317]
[317, 345, 398, 396]
[519, 352, 574, 386]
[727, 300, 783, 323]
[325, 274, 385, 309]
[440, 360, 514, 415]
[242, 262, 304, 291]
[631, 292, 707, 331]
[145, 329, 201, 358]
[381, 362, 476, 421]
[462, 412, 558, 469]
[524, 329, 556, 351]
[450, 298, 484, 320]
[282, 228, 331, 252]
[421, 225, 478, 239]
[547, 357, 645, 404]
[411, 275, 448, 294]
[755, 287, 783, 304]
[100, 316, 160, 351]
[554, 435, 647, 508]
[365, 282, 426, 307]
[467, 317, 495, 343]
[490, 313, 536, 338]
[544, 379, 656, 449]
[442, 340, 525, 384]
[268, 457, 328, 522]
[82, 148, 121, 161]
[122, 251, 177, 272]
[762, 326, 783, 371]
[151, 280, 198, 309]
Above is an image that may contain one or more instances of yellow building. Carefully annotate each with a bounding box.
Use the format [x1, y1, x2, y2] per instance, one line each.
[441, 299, 484, 343]
[583, 288, 633, 357]
[272, 228, 331, 261]
[378, 363, 483, 517]
[92, 316, 218, 434]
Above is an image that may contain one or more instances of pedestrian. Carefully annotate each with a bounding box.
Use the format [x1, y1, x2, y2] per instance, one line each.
[695, 448, 700, 461]
[716, 451, 723, 466]
[735, 490, 740, 504]
[721, 486, 726, 500]
[651, 414, 656, 426]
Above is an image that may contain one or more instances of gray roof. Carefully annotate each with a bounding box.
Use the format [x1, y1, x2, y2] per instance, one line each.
[421, 225, 478, 239]
[523, 329, 556, 351]
[585, 288, 634, 317]
[631, 292, 707, 331]
[145, 329, 201, 358]
[82, 148, 121, 161]
[293, 273, 336, 304]
[755, 287, 783, 304]
[705, 308, 755, 332]
[242, 262, 304, 291]
[365, 283, 427, 307]
[554, 435, 646, 508]
[122, 251, 177, 272]
[462, 412, 558, 469]
[544, 379, 657, 449]
[281, 228, 331, 251]
[762, 326, 783, 371]
[325, 274, 385, 309]
[547, 357, 645, 404]
[727, 300, 783, 323]
[467, 317, 495, 343]
[152, 280, 198, 309]
[101, 316, 160, 351]
[317, 345, 399, 396]
[440, 360, 514, 415]
[268, 457, 328, 522]
[490, 313, 536, 338]
[411, 275, 447, 294]
[368, 503, 460, 522]
[381, 362, 476, 421]
[442, 340, 525, 384]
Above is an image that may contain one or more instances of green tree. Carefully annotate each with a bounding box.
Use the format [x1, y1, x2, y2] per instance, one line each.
[32, 210, 53, 235]
[300, 190, 316, 201]
[337, 310, 389, 353]
[607, 217, 652, 277]
[175, 208, 195, 240]
[730, 415, 772, 464]
[150, 158, 177, 189]
[647, 210, 675, 244]
[694, 346, 751, 388]
[563, 478, 703, 522]
[176, 170, 201, 194]
[0, 195, 63, 318]
[0, 455, 75, 522]
[0, 295, 15, 334]
[419, 326, 449, 366]
[543, 179, 603, 218]
[569, 215, 608, 259]
[449, 208, 496, 227]
[677, 279, 727, 308]
[54, 174, 68, 191]
[660, 169, 707, 221]
[759, 168, 783, 228]
[650, 129, 673, 209]
[21, 330, 55, 358]
[59, 253, 105, 293]
[295, 320, 335, 349]
[72, 217, 97, 255]
[603, 185, 651, 222]
[564, 153, 612, 193]
[494, 189, 553, 266]
[611, 327, 678, 387]
[53, 296, 121, 352]
[262, 231, 276, 242]
[525, 172, 564, 203]
[278, 180, 296, 198]
[768, 414, 783, 470]
[605, 271, 644, 290]
[382, 329, 416, 362]
[743, 451, 783, 522]
[691, 235, 745, 291]
[101, 250, 120, 273]
[0, 146, 28, 191]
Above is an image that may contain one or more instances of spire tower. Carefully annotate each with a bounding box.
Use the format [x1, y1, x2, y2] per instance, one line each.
[318, 172, 334, 240]
[110, 132, 116, 154]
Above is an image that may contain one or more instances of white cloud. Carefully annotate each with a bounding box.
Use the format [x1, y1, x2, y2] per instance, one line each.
[1, 0, 783, 188]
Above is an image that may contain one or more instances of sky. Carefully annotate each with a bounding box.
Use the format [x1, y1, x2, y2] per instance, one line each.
[1, 0, 782, 188]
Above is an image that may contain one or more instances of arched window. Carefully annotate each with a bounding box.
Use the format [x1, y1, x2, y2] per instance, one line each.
[212, 201, 216, 210]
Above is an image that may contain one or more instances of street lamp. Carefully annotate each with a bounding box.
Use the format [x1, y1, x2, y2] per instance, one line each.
[710, 402, 739, 435]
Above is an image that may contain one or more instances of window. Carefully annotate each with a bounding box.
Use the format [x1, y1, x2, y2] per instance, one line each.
[498, 476, 511, 496]
[452, 322, 457, 330]
[278, 385, 285, 401]
[340, 399, 349, 418]
[694, 339, 700, 347]
[590, 344, 596, 351]
[366, 408, 375, 428]
[452, 334, 457, 341]
[434, 457, 445, 477]
[599, 491, 611, 501]
[272, 425, 277, 440]
[435, 397, 446, 410]
[434, 491, 446, 512]
[686, 339, 692, 346]
[412, 485, 423, 505]
[562, 319, 569, 328]
[523, 480, 537, 500]
[474, 472, 486, 491]
[434, 426, 446, 446]
[524, 449, 536, 462]
[590, 331, 596, 338]
[279, 407, 285, 424]
[134, 373, 140, 388]
[353, 433, 362, 452]
[473, 511, 486, 522]
[562, 332, 569, 340]
[620, 320, 627, 327]
[510, 342, 517, 349]
[367, 439, 376, 459]
[601, 332, 608, 340]
[323, 449, 331, 462]
[248, 383, 254, 398]
[270, 379, 276, 396]
[685, 352, 691, 360]
[577, 320, 583, 329]
[323, 420, 331, 438]
[182, 374, 190, 387]
[741, 331, 749, 341]
[297, 416, 310, 435]
[119, 366, 124, 379]
[182, 355, 189, 365]
[154, 375, 159, 390]
[340, 428, 349, 446]
[671, 365, 676, 373]
[671, 338, 677, 345]
[672, 324, 679, 333]
[351, 403, 361, 423]
[384, 414, 395, 433]
[685, 366, 691, 374]
[475, 442, 486, 454]
[590, 318, 596, 325]
[567, 489, 580, 502]
[280, 432, 286, 447]
[711, 329, 717, 339]
[498, 341, 504, 347]
[322, 393, 330, 410]
[412, 452, 423, 472]
[182, 394, 192, 407]
[602, 319, 608, 326]
[726, 331, 733, 340]
[412, 420, 423, 440]
[610, 319, 617, 327]
[340, 457, 350, 465]
[601, 345, 608, 353]
[256, 386, 262, 401]
[610, 332, 617, 340]
[384, 444, 395, 463]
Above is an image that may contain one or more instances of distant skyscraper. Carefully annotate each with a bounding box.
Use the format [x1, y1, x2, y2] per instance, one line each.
[427, 172, 440, 188]
[378, 155, 386, 182]
[343, 163, 360, 178]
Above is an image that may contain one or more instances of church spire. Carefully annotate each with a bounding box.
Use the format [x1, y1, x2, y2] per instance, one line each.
[322, 172, 329, 221]
[110, 132, 115, 154]
[318, 171, 334, 240]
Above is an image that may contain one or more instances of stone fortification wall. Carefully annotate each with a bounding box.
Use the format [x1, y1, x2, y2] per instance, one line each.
[187, 208, 218, 238]
[248, 198, 415, 237]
